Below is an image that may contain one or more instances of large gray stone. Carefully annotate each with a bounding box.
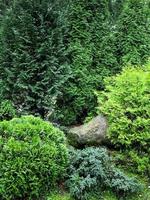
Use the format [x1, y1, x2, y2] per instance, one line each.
[68, 115, 107, 146]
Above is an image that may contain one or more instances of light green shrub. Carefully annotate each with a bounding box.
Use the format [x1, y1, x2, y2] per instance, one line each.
[0, 115, 68, 200]
[47, 191, 73, 200]
[97, 65, 150, 174]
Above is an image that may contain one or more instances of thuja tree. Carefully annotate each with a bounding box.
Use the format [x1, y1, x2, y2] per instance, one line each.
[109, 0, 124, 21]
[0, 0, 149, 126]
[0, 0, 13, 20]
[0, 0, 70, 117]
[52, 0, 119, 125]
[115, 0, 150, 65]
[50, 0, 150, 125]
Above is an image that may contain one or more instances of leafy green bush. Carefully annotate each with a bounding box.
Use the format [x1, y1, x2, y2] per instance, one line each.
[97, 65, 150, 174]
[128, 151, 150, 175]
[114, 150, 150, 176]
[0, 115, 68, 200]
[66, 147, 141, 200]
[0, 100, 16, 121]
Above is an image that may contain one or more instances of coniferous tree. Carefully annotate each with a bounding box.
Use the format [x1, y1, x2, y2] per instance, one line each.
[115, 0, 150, 65]
[0, 0, 150, 126]
[53, 0, 118, 125]
[0, 0, 70, 117]
[109, 0, 124, 20]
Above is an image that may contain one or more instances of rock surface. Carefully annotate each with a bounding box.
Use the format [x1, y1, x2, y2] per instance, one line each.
[68, 115, 107, 146]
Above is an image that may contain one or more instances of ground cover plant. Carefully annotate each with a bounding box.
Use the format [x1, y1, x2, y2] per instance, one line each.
[66, 147, 142, 200]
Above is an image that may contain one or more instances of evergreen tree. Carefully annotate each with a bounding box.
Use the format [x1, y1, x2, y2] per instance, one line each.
[53, 0, 118, 125]
[0, 0, 12, 18]
[0, 0, 149, 126]
[0, 0, 70, 117]
[109, 0, 124, 21]
[115, 0, 150, 65]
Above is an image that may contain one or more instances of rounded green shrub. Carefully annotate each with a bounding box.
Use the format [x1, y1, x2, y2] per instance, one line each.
[97, 64, 150, 174]
[66, 147, 141, 200]
[0, 115, 68, 200]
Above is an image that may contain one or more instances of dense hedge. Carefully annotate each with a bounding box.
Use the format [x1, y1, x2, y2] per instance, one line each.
[0, 116, 68, 200]
[97, 65, 150, 174]
[0, 0, 149, 125]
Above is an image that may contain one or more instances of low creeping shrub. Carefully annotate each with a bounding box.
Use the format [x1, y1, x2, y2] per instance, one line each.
[66, 147, 142, 200]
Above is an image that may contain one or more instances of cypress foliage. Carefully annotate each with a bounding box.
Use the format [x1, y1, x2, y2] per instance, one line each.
[0, 0, 150, 126]
[109, 0, 124, 20]
[53, 0, 118, 125]
[0, 0, 12, 18]
[115, 0, 150, 65]
[0, 0, 70, 117]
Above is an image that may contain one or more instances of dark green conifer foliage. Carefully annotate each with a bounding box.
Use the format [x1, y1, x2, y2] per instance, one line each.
[115, 0, 150, 65]
[0, 0, 70, 117]
[53, 0, 118, 125]
[109, 0, 124, 20]
[0, 0, 150, 126]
